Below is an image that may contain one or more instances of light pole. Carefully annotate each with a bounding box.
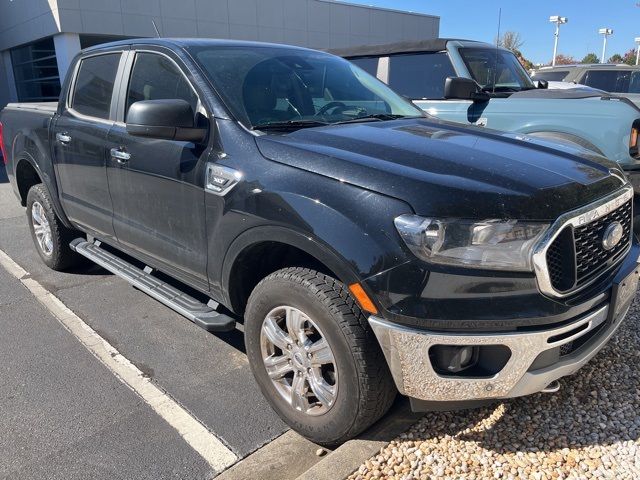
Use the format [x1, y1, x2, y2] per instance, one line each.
[635, 37, 640, 65]
[549, 16, 568, 66]
[599, 28, 613, 63]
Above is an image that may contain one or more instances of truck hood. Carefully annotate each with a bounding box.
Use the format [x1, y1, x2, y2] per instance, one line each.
[256, 118, 624, 220]
[510, 87, 640, 112]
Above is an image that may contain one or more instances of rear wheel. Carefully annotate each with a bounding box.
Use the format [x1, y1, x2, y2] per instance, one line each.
[244, 267, 396, 446]
[26, 184, 83, 271]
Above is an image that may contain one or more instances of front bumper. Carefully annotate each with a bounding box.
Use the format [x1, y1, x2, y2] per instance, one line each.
[369, 259, 639, 404]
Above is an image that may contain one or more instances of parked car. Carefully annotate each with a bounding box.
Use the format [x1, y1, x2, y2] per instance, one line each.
[533, 64, 640, 108]
[1, 38, 639, 446]
[333, 39, 640, 192]
[545, 80, 602, 92]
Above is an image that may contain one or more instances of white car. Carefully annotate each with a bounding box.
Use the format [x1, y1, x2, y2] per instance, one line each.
[545, 80, 603, 92]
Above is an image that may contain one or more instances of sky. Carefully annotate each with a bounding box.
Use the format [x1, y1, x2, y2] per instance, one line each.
[346, 0, 640, 64]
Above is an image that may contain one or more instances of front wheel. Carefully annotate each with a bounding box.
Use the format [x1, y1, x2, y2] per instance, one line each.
[244, 267, 396, 446]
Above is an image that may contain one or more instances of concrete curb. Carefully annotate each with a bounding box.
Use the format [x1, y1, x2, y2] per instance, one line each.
[216, 430, 324, 480]
[295, 399, 422, 480]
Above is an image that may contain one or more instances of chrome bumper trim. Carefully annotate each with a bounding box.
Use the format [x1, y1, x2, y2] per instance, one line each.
[369, 303, 625, 402]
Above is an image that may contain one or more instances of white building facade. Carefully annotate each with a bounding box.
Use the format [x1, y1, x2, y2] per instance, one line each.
[0, 0, 439, 109]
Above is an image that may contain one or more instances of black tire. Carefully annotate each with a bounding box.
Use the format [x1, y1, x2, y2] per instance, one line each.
[244, 267, 396, 447]
[26, 183, 82, 271]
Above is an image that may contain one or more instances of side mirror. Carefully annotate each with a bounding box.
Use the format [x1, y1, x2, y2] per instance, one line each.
[537, 79, 549, 89]
[443, 77, 489, 102]
[126, 99, 207, 143]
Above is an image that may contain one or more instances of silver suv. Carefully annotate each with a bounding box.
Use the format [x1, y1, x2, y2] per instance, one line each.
[533, 64, 640, 108]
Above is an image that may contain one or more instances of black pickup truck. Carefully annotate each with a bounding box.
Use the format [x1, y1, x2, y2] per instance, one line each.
[1, 38, 639, 446]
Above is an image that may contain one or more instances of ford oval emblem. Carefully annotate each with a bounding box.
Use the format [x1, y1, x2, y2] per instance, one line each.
[602, 222, 624, 251]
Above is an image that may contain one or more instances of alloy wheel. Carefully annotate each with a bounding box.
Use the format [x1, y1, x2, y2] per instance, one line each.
[260, 305, 338, 416]
[31, 201, 53, 256]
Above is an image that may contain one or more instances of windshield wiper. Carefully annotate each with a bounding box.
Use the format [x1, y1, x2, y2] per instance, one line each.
[252, 119, 329, 131]
[333, 114, 420, 125]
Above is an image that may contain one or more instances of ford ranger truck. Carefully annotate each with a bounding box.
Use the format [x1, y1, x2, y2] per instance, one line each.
[1, 39, 638, 446]
[334, 39, 640, 201]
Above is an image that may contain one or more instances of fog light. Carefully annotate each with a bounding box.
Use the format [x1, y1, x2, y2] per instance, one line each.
[430, 345, 478, 374]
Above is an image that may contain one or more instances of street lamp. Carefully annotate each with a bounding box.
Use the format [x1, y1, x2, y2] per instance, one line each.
[635, 37, 640, 66]
[549, 16, 568, 67]
[599, 28, 613, 64]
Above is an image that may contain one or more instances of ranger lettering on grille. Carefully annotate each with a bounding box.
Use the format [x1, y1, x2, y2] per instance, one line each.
[576, 189, 634, 226]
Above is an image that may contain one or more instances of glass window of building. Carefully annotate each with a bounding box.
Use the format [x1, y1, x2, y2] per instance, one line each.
[11, 37, 61, 102]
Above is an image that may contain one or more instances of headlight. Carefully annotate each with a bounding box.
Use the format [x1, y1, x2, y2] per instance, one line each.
[394, 215, 549, 271]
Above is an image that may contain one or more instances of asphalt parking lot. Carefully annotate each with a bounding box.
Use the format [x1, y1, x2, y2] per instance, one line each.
[0, 167, 420, 480]
[3, 162, 640, 480]
[0, 169, 302, 479]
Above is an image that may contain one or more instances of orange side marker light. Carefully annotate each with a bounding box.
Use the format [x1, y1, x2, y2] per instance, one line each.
[348, 283, 378, 315]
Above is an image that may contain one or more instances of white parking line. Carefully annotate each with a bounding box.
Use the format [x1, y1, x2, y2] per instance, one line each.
[0, 248, 238, 473]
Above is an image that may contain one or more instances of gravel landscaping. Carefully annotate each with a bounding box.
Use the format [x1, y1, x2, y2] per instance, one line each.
[349, 297, 640, 480]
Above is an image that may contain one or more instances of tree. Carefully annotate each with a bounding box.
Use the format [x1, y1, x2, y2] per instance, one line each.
[623, 48, 637, 65]
[608, 53, 624, 63]
[581, 53, 599, 64]
[496, 31, 524, 52]
[554, 54, 577, 65]
[514, 50, 534, 71]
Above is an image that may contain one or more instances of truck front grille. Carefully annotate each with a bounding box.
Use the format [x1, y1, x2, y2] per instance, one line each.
[574, 200, 632, 286]
[545, 199, 632, 294]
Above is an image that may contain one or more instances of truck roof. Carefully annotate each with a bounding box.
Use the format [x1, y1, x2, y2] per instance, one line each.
[328, 38, 495, 58]
[83, 37, 316, 54]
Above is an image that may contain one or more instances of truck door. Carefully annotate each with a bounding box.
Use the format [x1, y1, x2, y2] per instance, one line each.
[106, 50, 209, 290]
[52, 51, 124, 240]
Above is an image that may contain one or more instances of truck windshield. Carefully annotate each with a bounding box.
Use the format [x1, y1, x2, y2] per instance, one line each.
[188, 45, 423, 130]
[459, 48, 535, 92]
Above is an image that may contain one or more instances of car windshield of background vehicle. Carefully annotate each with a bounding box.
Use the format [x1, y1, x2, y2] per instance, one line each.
[459, 48, 536, 92]
[531, 70, 570, 82]
[583, 70, 640, 94]
[189, 46, 423, 130]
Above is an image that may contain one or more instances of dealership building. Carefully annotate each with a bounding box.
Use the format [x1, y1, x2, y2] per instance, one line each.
[0, 0, 439, 109]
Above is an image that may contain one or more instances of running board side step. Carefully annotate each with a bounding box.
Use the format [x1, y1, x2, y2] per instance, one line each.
[70, 238, 236, 332]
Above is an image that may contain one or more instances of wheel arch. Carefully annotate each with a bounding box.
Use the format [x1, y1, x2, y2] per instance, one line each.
[13, 151, 72, 227]
[221, 226, 361, 315]
[15, 157, 42, 206]
[522, 130, 606, 157]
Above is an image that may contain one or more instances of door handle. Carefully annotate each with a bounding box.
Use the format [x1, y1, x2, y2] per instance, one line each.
[56, 132, 71, 144]
[110, 148, 131, 164]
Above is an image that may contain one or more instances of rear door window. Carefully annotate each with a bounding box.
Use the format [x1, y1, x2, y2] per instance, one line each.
[71, 53, 121, 119]
[388, 52, 456, 99]
[125, 52, 199, 120]
[349, 57, 379, 77]
[582, 70, 636, 93]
